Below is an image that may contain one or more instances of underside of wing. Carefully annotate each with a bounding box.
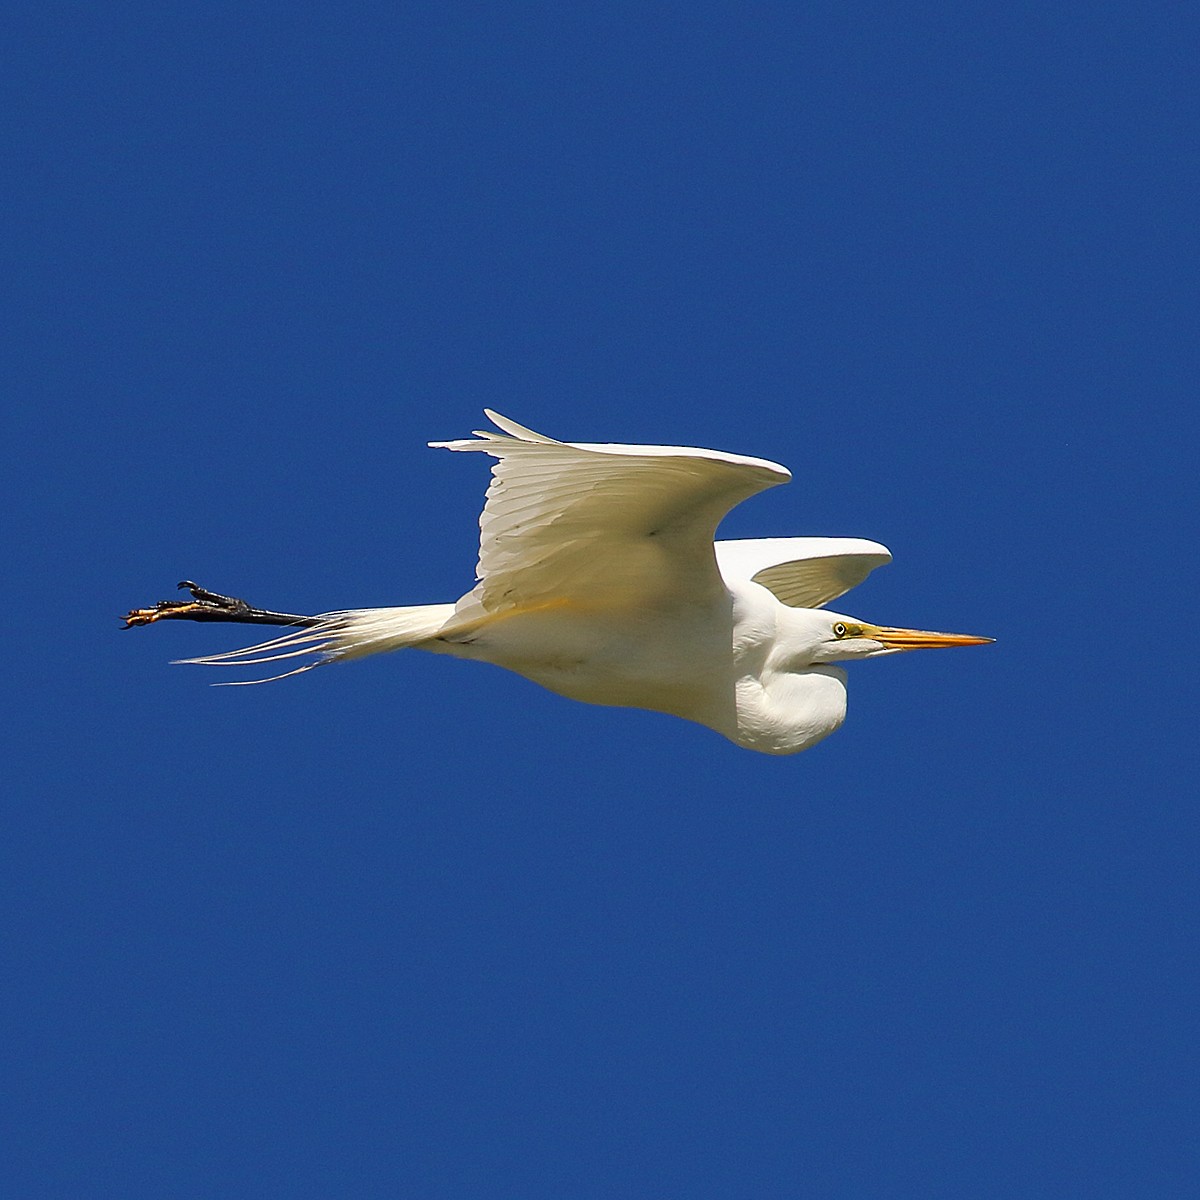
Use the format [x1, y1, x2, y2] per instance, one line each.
[715, 537, 892, 609]
[431, 411, 791, 615]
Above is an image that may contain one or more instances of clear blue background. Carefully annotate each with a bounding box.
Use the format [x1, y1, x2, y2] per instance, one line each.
[4, 3, 1196, 1196]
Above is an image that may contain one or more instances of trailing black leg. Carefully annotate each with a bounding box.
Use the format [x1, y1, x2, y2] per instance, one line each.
[123, 581, 320, 629]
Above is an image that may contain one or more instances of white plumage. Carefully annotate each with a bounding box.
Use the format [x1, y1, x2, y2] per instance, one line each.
[178, 411, 990, 754]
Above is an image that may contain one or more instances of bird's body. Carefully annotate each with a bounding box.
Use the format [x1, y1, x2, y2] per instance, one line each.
[421, 577, 848, 755]
[128, 412, 991, 755]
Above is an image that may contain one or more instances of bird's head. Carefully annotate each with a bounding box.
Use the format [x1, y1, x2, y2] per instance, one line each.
[796, 608, 994, 664]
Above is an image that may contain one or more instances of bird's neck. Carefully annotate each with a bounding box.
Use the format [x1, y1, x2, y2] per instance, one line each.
[730, 665, 848, 755]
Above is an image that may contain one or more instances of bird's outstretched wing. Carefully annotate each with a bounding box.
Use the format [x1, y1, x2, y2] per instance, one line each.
[714, 537, 892, 608]
[431, 411, 791, 616]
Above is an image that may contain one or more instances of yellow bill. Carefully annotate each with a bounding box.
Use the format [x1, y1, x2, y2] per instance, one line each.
[867, 624, 995, 650]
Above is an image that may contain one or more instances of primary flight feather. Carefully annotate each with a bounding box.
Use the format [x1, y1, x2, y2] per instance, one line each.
[125, 411, 992, 755]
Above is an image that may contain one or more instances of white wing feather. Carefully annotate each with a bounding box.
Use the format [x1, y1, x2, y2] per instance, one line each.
[431, 410, 791, 615]
[714, 537, 892, 608]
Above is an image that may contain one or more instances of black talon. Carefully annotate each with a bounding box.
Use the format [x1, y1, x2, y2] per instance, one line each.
[177, 581, 249, 611]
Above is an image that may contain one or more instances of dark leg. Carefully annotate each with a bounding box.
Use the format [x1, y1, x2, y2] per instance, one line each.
[123, 581, 322, 629]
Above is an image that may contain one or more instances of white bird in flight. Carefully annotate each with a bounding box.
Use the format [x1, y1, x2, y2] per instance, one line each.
[125, 411, 992, 755]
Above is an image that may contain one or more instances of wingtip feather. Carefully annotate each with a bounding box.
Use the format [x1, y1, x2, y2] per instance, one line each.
[483, 410, 561, 444]
[430, 411, 562, 452]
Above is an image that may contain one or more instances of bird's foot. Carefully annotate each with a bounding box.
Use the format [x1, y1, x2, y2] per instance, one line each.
[122, 582, 319, 629]
[123, 581, 252, 628]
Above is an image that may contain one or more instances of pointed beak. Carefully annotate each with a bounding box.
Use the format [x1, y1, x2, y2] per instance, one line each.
[867, 625, 995, 651]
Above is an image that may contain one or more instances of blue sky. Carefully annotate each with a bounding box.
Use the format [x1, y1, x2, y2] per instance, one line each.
[4, 3, 1197, 1196]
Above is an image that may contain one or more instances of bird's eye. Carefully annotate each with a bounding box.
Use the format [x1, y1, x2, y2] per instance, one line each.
[833, 623, 848, 638]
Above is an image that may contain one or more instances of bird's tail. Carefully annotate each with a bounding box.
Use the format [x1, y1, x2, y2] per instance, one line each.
[176, 603, 458, 684]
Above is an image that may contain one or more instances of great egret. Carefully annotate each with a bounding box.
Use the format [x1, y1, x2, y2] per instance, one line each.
[125, 412, 991, 754]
